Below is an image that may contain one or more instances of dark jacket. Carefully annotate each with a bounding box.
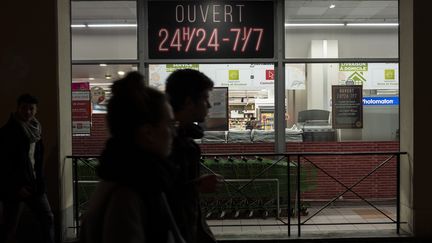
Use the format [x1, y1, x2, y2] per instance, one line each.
[167, 124, 216, 243]
[0, 114, 45, 199]
[80, 138, 178, 243]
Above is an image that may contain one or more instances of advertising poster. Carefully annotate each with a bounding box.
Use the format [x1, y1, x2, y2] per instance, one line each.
[91, 86, 109, 113]
[338, 63, 398, 90]
[285, 64, 306, 90]
[200, 87, 229, 131]
[72, 83, 91, 135]
[215, 64, 274, 90]
[332, 85, 363, 129]
[149, 63, 274, 91]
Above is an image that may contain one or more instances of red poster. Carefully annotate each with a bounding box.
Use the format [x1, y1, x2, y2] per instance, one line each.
[72, 82, 90, 91]
[72, 90, 91, 134]
[266, 70, 274, 80]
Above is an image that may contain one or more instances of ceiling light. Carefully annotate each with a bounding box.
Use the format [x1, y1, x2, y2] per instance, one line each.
[117, 71, 125, 76]
[346, 23, 399, 27]
[99, 64, 107, 67]
[71, 24, 86, 28]
[90, 82, 113, 86]
[285, 23, 344, 27]
[329, 4, 336, 8]
[89, 78, 95, 81]
[105, 74, 112, 80]
[86, 24, 137, 28]
[285, 23, 399, 28]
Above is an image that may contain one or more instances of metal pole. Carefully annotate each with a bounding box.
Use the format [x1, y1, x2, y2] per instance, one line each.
[287, 155, 291, 237]
[277, 179, 280, 220]
[397, 154, 401, 234]
[72, 158, 80, 236]
[297, 155, 301, 237]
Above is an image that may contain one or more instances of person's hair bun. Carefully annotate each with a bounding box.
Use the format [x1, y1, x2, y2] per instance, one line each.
[107, 71, 167, 139]
[111, 71, 145, 97]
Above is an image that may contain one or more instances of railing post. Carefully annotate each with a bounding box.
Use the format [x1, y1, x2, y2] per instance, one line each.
[287, 155, 291, 237]
[397, 153, 400, 234]
[72, 157, 80, 236]
[297, 155, 301, 237]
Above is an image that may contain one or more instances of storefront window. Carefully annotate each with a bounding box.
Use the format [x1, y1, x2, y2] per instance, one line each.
[149, 64, 275, 144]
[71, 0, 137, 60]
[68, 0, 402, 239]
[285, 63, 399, 142]
[71, 64, 137, 139]
[72, 64, 138, 114]
[284, 0, 398, 58]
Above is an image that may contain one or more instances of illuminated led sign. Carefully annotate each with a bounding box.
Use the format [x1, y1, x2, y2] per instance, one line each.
[148, 1, 274, 59]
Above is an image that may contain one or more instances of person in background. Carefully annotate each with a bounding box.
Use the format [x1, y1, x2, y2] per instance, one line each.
[245, 116, 258, 130]
[0, 94, 55, 243]
[80, 72, 183, 243]
[165, 69, 223, 243]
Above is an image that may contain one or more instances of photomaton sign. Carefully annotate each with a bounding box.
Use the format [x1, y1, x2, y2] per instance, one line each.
[148, 1, 274, 59]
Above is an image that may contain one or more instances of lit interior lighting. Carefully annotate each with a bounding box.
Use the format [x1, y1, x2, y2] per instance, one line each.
[117, 71, 125, 76]
[90, 82, 113, 86]
[89, 78, 95, 80]
[346, 23, 399, 27]
[329, 4, 336, 8]
[285, 23, 399, 28]
[285, 23, 344, 27]
[86, 24, 137, 28]
[71, 24, 86, 28]
[99, 64, 107, 67]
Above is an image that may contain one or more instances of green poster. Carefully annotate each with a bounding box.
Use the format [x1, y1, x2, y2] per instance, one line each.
[165, 64, 199, 72]
[229, 70, 239, 80]
[339, 63, 368, 72]
[385, 69, 395, 80]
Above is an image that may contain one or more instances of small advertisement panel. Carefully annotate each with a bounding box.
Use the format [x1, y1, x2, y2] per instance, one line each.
[332, 85, 363, 129]
[285, 64, 306, 90]
[149, 63, 274, 91]
[338, 63, 398, 90]
[72, 83, 91, 135]
[200, 87, 229, 131]
[363, 97, 399, 106]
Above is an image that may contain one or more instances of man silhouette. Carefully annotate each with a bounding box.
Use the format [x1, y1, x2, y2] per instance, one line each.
[0, 94, 54, 243]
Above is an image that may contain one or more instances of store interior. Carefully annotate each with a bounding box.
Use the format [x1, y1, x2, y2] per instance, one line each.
[71, 0, 399, 143]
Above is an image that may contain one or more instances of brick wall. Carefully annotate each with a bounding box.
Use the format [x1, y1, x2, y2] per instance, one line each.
[73, 114, 399, 200]
[201, 142, 399, 201]
[72, 114, 109, 156]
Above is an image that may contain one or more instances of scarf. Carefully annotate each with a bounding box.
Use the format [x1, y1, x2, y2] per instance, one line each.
[16, 115, 42, 143]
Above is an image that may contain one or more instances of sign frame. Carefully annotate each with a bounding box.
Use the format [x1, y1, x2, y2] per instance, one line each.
[332, 85, 363, 129]
[200, 87, 229, 131]
[147, 0, 275, 59]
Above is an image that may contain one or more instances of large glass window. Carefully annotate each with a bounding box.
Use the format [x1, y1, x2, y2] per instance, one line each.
[72, 64, 138, 114]
[285, 62, 399, 142]
[68, 0, 401, 240]
[284, 0, 399, 143]
[149, 64, 276, 145]
[284, 0, 398, 58]
[71, 0, 137, 60]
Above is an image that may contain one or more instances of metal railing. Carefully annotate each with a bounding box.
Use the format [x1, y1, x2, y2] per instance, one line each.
[67, 151, 406, 238]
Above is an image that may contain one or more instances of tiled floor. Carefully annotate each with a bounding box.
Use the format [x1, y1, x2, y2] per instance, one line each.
[207, 204, 407, 240]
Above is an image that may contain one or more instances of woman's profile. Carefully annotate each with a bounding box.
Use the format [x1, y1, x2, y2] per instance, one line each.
[80, 72, 182, 243]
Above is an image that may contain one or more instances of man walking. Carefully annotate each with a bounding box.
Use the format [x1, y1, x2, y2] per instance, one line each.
[165, 69, 222, 243]
[0, 94, 54, 243]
